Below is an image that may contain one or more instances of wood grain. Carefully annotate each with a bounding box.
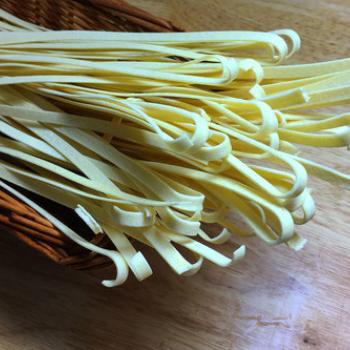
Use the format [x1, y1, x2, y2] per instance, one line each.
[0, 1, 349, 349]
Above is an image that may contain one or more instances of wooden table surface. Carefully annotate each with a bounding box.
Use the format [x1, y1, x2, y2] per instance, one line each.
[1, 1, 350, 349]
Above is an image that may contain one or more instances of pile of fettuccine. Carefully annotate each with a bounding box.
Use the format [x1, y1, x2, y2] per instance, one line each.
[0, 10, 349, 286]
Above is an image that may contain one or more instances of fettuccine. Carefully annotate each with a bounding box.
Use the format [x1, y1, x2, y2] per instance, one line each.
[0, 9, 348, 286]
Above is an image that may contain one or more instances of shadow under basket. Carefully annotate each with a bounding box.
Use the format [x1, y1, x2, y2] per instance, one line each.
[0, 0, 180, 272]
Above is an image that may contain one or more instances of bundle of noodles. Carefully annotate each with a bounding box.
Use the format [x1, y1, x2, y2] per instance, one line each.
[0, 10, 348, 286]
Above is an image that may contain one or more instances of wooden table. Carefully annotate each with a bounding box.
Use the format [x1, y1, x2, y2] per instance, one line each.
[0, 1, 349, 349]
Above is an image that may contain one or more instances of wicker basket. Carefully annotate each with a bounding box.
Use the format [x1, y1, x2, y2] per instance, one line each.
[0, 0, 180, 271]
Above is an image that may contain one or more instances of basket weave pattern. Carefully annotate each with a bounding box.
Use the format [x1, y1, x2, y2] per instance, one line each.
[0, 0, 179, 270]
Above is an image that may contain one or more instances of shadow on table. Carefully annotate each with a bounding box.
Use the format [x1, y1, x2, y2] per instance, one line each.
[0, 232, 252, 350]
[0, 228, 303, 350]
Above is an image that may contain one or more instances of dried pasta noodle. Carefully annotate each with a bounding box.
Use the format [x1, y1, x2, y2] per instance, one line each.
[0, 10, 348, 286]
